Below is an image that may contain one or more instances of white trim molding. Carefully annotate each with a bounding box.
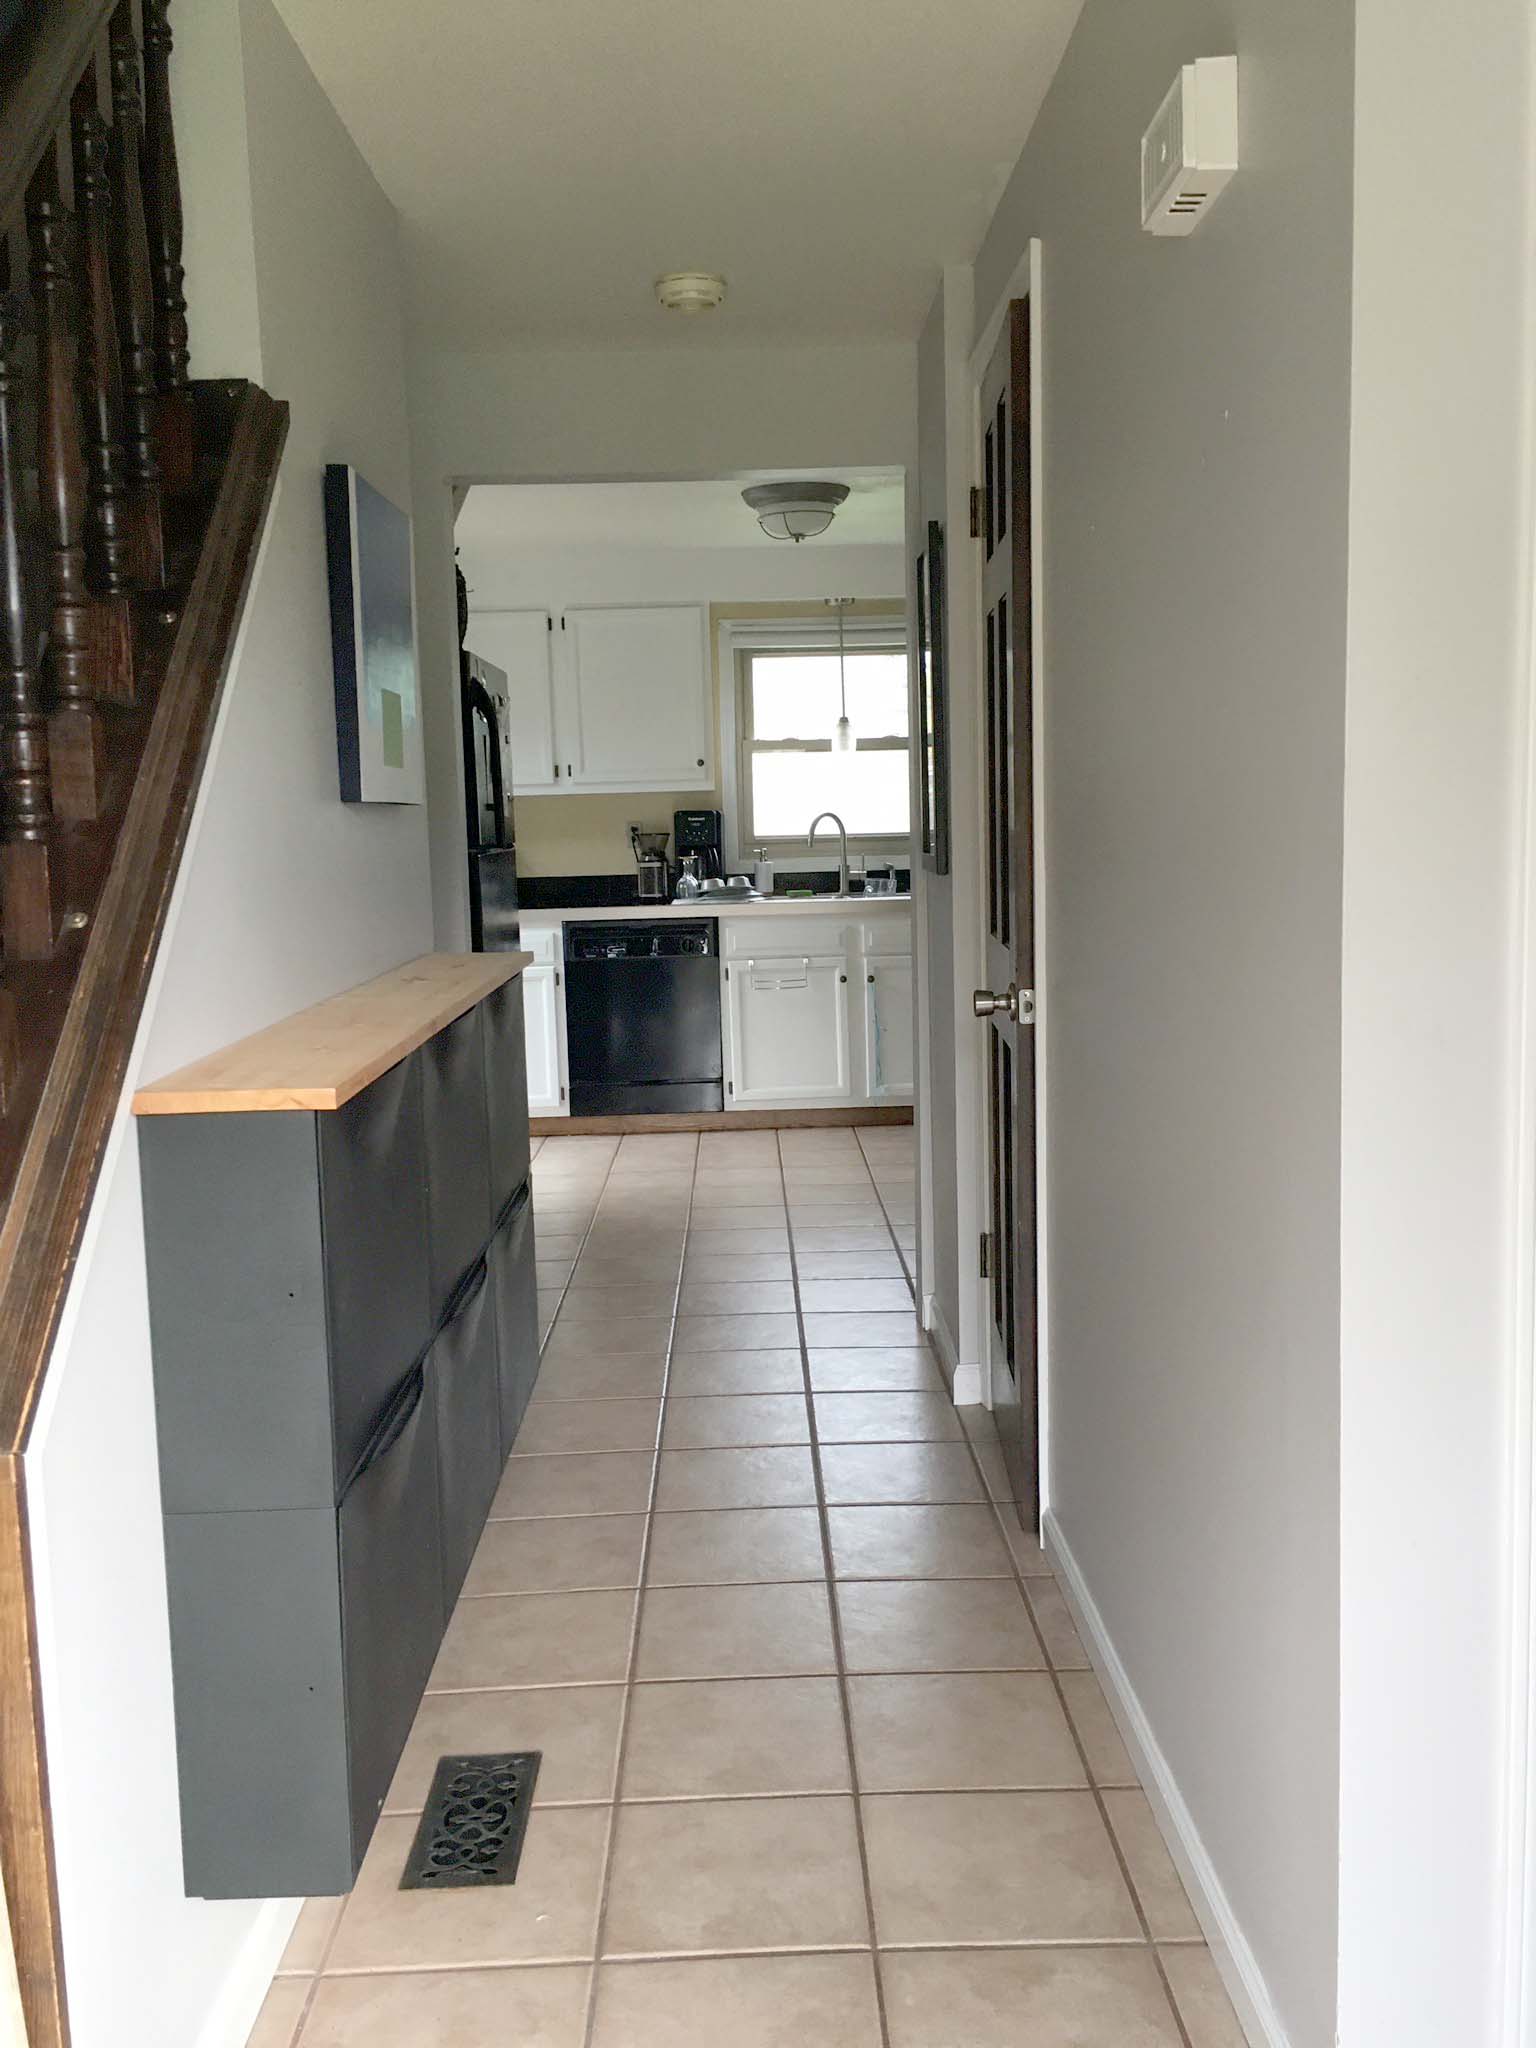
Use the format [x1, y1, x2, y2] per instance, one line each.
[1045, 1512, 1291, 2048]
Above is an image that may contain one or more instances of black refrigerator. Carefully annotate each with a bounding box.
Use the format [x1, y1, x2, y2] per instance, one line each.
[461, 648, 521, 950]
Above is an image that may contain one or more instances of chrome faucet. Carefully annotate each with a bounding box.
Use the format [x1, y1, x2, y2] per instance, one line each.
[807, 811, 849, 897]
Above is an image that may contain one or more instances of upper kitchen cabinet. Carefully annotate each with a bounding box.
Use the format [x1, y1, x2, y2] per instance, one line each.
[466, 610, 559, 795]
[561, 605, 712, 791]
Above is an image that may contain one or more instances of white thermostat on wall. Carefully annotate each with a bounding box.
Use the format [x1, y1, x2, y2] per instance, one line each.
[1141, 55, 1239, 237]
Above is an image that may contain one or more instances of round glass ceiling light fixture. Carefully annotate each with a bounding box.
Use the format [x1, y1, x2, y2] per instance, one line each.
[655, 271, 727, 314]
[741, 480, 851, 543]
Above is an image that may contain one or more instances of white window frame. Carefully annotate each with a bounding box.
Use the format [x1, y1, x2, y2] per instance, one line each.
[725, 617, 911, 861]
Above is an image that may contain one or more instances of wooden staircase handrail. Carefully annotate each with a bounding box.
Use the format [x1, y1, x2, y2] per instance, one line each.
[0, 1, 117, 232]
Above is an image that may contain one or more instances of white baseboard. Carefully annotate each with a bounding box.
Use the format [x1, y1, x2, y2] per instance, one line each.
[193, 1898, 300, 2048]
[1043, 1511, 1289, 2048]
[926, 1296, 984, 1406]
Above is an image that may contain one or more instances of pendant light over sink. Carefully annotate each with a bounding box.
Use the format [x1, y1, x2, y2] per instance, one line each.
[829, 597, 855, 753]
[741, 480, 850, 543]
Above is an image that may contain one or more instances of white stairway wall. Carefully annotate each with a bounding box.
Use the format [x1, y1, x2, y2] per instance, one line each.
[22, 5, 432, 2046]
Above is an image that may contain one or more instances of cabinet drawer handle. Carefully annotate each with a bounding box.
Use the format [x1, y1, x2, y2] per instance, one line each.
[343, 1361, 425, 1498]
[441, 1253, 490, 1328]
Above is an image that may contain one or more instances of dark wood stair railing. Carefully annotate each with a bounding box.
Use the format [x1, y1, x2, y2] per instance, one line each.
[0, 7, 292, 2045]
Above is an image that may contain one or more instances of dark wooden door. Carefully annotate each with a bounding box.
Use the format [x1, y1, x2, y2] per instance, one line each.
[976, 299, 1039, 1529]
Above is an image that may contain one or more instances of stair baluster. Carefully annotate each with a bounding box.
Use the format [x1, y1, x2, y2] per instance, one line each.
[29, 162, 107, 825]
[72, 82, 137, 706]
[0, 231, 63, 960]
[140, 0, 194, 494]
[109, 2, 167, 592]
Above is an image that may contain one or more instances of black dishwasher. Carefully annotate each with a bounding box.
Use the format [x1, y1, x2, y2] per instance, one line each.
[564, 920, 724, 1116]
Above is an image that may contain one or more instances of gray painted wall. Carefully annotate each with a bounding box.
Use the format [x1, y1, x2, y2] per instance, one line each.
[968, 3, 1352, 2039]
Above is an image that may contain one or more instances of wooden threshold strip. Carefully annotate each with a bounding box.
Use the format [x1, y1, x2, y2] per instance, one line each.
[531, 1106, 915, 1135]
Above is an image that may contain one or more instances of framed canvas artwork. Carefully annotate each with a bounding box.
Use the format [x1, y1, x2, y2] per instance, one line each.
[324, 464, 424, 804]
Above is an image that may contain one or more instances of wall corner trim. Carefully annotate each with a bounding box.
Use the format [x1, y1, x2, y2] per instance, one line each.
[1043, 1509, 1293, 2048]
[190, 1898, 298, 2048]
[927, 1295, 983, 1406]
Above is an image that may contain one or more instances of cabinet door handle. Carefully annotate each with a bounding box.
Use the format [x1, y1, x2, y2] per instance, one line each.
[342, 1360, 425, 1499]
[839, 973, 848, 984]
[696, 757, 705, 767]
[867, 974, 875, 984]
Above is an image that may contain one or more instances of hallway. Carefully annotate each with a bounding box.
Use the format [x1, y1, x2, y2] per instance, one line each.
[246, 1127, 1243, 2047]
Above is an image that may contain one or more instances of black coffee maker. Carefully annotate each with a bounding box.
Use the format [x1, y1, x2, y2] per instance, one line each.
[673, 808, 724, 880]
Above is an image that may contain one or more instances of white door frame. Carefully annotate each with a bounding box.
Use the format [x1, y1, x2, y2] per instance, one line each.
[955, 240, 1051, 1506]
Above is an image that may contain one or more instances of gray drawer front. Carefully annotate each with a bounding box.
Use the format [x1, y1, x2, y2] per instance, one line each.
[339, 1362, 445, 1866]
[483, 977, 532, 1221]
[430, 1260, 503, 1608]
[165, 1507, 352, 1898]
[421, 1004, 492, 1305]
[142, 1113, 334, 1513]
[490, 1195, 540, 1452]
[319, 1056, 433, 1492]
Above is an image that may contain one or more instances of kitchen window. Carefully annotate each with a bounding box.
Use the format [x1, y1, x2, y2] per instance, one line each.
[734, 628, 911, 857]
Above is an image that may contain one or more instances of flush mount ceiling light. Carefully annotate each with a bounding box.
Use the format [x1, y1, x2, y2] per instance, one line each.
[655, 271, 727, 314]
[741, 480, 851, 543]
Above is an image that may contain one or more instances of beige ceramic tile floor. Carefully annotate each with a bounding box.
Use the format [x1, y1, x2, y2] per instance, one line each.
[248, 1126, 1248, 2048]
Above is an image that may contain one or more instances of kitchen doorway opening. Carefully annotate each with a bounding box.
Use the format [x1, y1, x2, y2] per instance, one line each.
[446, 465, 922, 1165]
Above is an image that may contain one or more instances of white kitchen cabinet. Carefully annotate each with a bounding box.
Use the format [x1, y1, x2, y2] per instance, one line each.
[520, 924, 568, 1116]
[560, 606, 711, 792]
[860, 954, 915, 1101]
[724, 952, 853, 1107]
[467, 611, 559, 795]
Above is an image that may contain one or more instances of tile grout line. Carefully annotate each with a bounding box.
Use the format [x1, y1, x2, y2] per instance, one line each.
[946, 1397, 1197, 2048]
[777, 1131, 894, 2048]
[853, 1131, 1205, 2042]
[577, 1132, 699, 2048]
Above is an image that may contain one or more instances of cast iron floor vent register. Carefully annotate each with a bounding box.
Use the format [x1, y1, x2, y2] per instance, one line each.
[401, 1752, 542, 1889]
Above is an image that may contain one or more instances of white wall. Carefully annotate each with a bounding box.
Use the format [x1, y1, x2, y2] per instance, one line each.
[23, 6, 431, 2046]
[409, 341, 918, 945]
[1338, 3, 1536, 2042]
[955, 3, 1354, 2041]
[459, 539, 904, 613]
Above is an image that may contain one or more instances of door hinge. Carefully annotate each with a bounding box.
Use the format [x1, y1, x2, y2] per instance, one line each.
[547, 615, 553, 631]
[727, 1080, 734, 1097]
[969, 485, 983, 538]
[554, 763, 561, 779]
[979, 1230, 991, 1278]
[555, 970, 561, 986]
[724, 965, 730, 981]
[560, 1085, 567, 1101]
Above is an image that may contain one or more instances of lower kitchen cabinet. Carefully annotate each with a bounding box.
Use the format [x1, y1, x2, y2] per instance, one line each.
[521, 908, 915, 1119]
[725, 953, 853, 1106]
[135, 956, 541, 1900]
[521, 923, 568, 1116]
[862, 952, 916, 1100]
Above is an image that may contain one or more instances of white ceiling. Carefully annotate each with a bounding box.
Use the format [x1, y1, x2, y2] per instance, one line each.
[456, 474, 907, 553]
[272, 0, 1083, 347]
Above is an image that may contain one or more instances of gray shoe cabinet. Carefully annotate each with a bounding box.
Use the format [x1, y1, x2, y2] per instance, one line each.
[134, 955, 538, 1899]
